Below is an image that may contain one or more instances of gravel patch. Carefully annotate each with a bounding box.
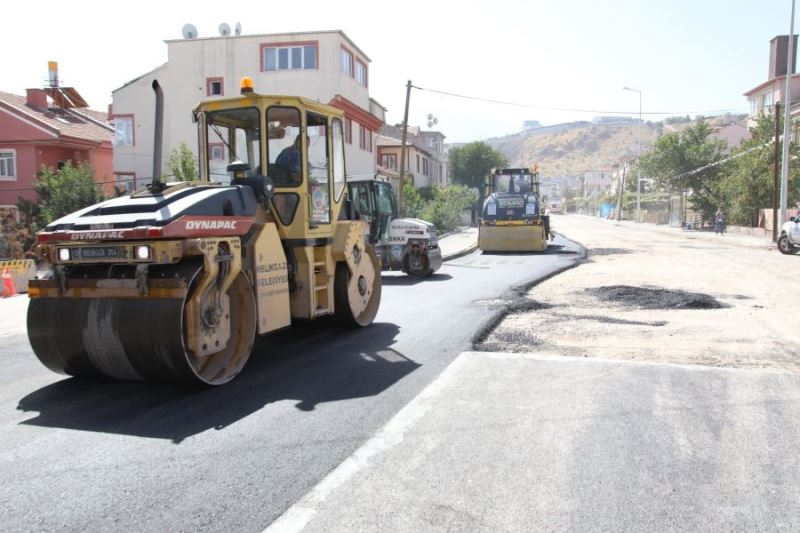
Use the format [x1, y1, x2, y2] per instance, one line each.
[585, 285, 724, 310]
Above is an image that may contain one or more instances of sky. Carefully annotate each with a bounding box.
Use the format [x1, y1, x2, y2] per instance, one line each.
[3, 0, 797, 143]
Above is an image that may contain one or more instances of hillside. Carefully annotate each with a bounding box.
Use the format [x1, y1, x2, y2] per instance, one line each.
[484, 116, 744, 176]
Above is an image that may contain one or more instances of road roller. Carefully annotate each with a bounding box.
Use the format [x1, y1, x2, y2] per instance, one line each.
[478, 167, 551, 252]
[26, 79, 381, 385]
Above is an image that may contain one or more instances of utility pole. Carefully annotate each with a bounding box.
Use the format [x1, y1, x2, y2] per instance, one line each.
[623, 87, 642, 222]
[397, 80, 412, 215]
[615, 164, 626, 221]
[774, 102, 782, 242]
[780, 0, 796, 227]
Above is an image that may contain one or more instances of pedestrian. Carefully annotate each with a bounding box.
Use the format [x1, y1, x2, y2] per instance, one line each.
[715, 208, 726, 235]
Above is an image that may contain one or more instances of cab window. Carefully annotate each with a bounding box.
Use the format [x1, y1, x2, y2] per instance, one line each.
[206, 107, 261, 184]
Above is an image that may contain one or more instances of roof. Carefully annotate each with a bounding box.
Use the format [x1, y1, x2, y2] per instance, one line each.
[743, 74, 800, 97]
[165, 29, 372, 62]
[0, 91, 113, 144]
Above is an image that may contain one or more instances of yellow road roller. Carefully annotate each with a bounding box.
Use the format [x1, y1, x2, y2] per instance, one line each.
[478, 167, 551, 252]
[27, 79, 381, 385]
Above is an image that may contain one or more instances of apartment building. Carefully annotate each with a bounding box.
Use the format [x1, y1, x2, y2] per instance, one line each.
[111, 29, 383, 190]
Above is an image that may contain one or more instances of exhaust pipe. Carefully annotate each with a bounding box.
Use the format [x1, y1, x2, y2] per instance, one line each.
[150, 80, 165, 193]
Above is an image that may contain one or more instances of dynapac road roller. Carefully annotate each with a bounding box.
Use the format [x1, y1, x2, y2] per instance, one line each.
[27, 79, 381, 385]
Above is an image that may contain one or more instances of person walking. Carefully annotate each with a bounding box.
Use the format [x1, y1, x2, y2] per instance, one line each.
[715, 208, 726, 235]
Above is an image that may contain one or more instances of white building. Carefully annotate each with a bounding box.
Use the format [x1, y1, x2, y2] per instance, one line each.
[111, 30, 384, 190]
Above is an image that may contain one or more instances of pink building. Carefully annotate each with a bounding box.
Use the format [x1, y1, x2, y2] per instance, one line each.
[0, 86, 113, 215]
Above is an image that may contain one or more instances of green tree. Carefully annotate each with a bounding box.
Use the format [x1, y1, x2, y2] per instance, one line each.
[35, 161, 105, 225]
[166, 143, 199, 181]
[638, 122, 726, 223]
[419, 185, 478, 232]
[448, 142, 508, 191]
[719, 113, 800, 226]
[401, 183, 426, 218]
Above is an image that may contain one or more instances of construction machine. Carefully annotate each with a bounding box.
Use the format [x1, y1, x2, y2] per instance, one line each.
[478, 167, 551, 252]
[347, 177, 441, 277]
[26, 78, 382, 385]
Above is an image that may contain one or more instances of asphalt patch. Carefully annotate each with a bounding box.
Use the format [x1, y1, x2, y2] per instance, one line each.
[586, 285, 724, 310]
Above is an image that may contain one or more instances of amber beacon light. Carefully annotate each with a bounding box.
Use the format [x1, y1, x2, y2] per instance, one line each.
[240, 76, 254, 94]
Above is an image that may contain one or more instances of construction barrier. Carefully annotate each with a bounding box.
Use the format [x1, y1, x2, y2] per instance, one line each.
[0, 259, 36, 294]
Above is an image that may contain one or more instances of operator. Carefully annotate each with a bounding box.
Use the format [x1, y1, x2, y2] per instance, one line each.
[276, 134, 303, 178]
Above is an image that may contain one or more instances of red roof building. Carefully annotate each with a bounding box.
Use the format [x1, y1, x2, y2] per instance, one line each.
[0, 88, 114, 213]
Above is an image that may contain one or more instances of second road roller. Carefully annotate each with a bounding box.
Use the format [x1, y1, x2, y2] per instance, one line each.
[26, 78, 382, 385]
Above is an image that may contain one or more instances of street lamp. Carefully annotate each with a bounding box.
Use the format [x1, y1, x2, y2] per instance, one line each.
[623, 86, 642, 223]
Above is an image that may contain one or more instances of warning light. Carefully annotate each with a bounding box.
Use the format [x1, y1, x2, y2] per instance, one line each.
[240, 76, 254, 94]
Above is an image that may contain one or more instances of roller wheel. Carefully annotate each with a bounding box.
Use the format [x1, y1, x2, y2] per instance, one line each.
[404, 251, 431, 278]
[334, 245, 381, 326]
[27, 263, 257, 385]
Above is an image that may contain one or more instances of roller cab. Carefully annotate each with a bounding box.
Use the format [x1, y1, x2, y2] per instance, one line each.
[27, 82, 381, 385]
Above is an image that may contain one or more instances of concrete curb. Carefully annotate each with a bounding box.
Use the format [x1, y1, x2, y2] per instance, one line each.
[442, 242, 479, 262]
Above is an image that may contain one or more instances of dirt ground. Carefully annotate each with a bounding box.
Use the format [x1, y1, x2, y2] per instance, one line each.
[479, 215, 800, 371]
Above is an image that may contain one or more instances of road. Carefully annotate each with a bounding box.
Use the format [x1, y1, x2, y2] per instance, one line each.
[263, 216, 800, 533]
[0, 236, 579, 532]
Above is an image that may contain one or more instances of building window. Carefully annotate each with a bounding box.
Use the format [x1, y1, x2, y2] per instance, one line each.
[209, 143, 225, 161]
[115, 172, 136, 193]
[423, 158, 430, 177]
[359, 124, 367, 150]
[207, 77, 224, 96]
[0, 149, 16, 181]
[381, 154, 397, 170]
[345, 118, 353, 144]
[341, 47, 353, 77]
[765, 91, 774, 108]
[113, 115, 134, 146]
[355, 59, 367, 87]
[416, 154, 420, 172]
[262, 42, 318, 71]
[368, 130, 373, 153]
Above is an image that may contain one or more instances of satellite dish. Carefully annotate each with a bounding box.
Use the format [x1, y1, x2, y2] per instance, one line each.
[235, 22, 242, 35]
[219, 23, 231, 37]
[182, 23, 198, 39]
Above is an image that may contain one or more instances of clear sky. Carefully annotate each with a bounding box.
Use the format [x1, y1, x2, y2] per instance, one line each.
[3, 0, 796, 143]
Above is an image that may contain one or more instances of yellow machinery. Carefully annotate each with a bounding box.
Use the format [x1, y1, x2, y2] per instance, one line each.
[26, 79, 381, 385]
[478, 167, 550, 252]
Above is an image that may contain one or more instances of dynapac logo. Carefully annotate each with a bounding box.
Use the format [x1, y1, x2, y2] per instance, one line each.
[185, 220, 238, 230]
[70, 231, 126, 240]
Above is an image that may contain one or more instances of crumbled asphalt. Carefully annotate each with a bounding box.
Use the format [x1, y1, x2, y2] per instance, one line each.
[585, 285, 724, 310]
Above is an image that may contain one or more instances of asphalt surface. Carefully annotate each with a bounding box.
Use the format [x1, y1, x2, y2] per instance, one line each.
[0, 236, 579, 532]
[275, 352, 800, 533]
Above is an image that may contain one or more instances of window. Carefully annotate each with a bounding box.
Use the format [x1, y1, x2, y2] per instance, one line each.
[368, 130, 373, 153]
[0, 149, 16, 180]
[113, 115, 134, 146]
[381, 154, 397, 170]
[206, 107, 261, 185]
[765, 91, 774, 108]
[207, 77, 223, 96]
[416, 154, 420, 172]
[359, 124, 367, 150]
[423, 158, 430, 177]
[262, 42, 318, 71]
[355, 59, 367, 87]
[115, 173, 136, 193]
[345, 118, 353, 144]
[332, 119, 346, 201]
[341, 47, 353, 77]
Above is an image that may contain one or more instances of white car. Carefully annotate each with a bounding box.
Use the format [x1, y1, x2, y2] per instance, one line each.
[777, 215, 800, 254]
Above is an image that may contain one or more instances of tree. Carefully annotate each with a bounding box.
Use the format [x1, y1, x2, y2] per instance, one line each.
[166, 143, 199, 181]
[419, 185, 478, 232]
[719, 113, 800, 227]
[448, 142, 508, 190]
[35, 161, 105, 225]
[637, 122, 726, 223]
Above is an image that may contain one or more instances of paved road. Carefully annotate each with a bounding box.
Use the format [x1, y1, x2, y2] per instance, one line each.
[0, 236, 579, 532]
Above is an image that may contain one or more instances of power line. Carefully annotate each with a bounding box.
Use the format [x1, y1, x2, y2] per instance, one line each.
[411, 84, 747, 117]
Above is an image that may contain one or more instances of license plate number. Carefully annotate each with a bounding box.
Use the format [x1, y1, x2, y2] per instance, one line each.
[79, 246, 121, 259]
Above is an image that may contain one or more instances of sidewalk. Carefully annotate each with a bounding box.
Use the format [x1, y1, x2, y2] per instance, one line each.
[438, 226, 478, 261]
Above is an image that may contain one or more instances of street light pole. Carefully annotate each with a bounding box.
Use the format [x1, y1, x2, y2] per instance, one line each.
[624, 87, 642, 222]
[780, 0, 796, 227]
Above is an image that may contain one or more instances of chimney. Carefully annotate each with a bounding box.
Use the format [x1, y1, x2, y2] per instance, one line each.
[26, 89, 48, 108]
[769, 35, 798, 79]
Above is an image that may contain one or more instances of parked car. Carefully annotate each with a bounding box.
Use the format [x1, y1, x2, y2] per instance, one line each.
[777, 216, 800, 254]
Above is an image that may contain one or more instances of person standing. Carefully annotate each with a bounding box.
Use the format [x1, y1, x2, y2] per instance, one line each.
[715, 208, 726, 235]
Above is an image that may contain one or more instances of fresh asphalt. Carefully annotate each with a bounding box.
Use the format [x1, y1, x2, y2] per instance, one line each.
[0, 236, 579, 532]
